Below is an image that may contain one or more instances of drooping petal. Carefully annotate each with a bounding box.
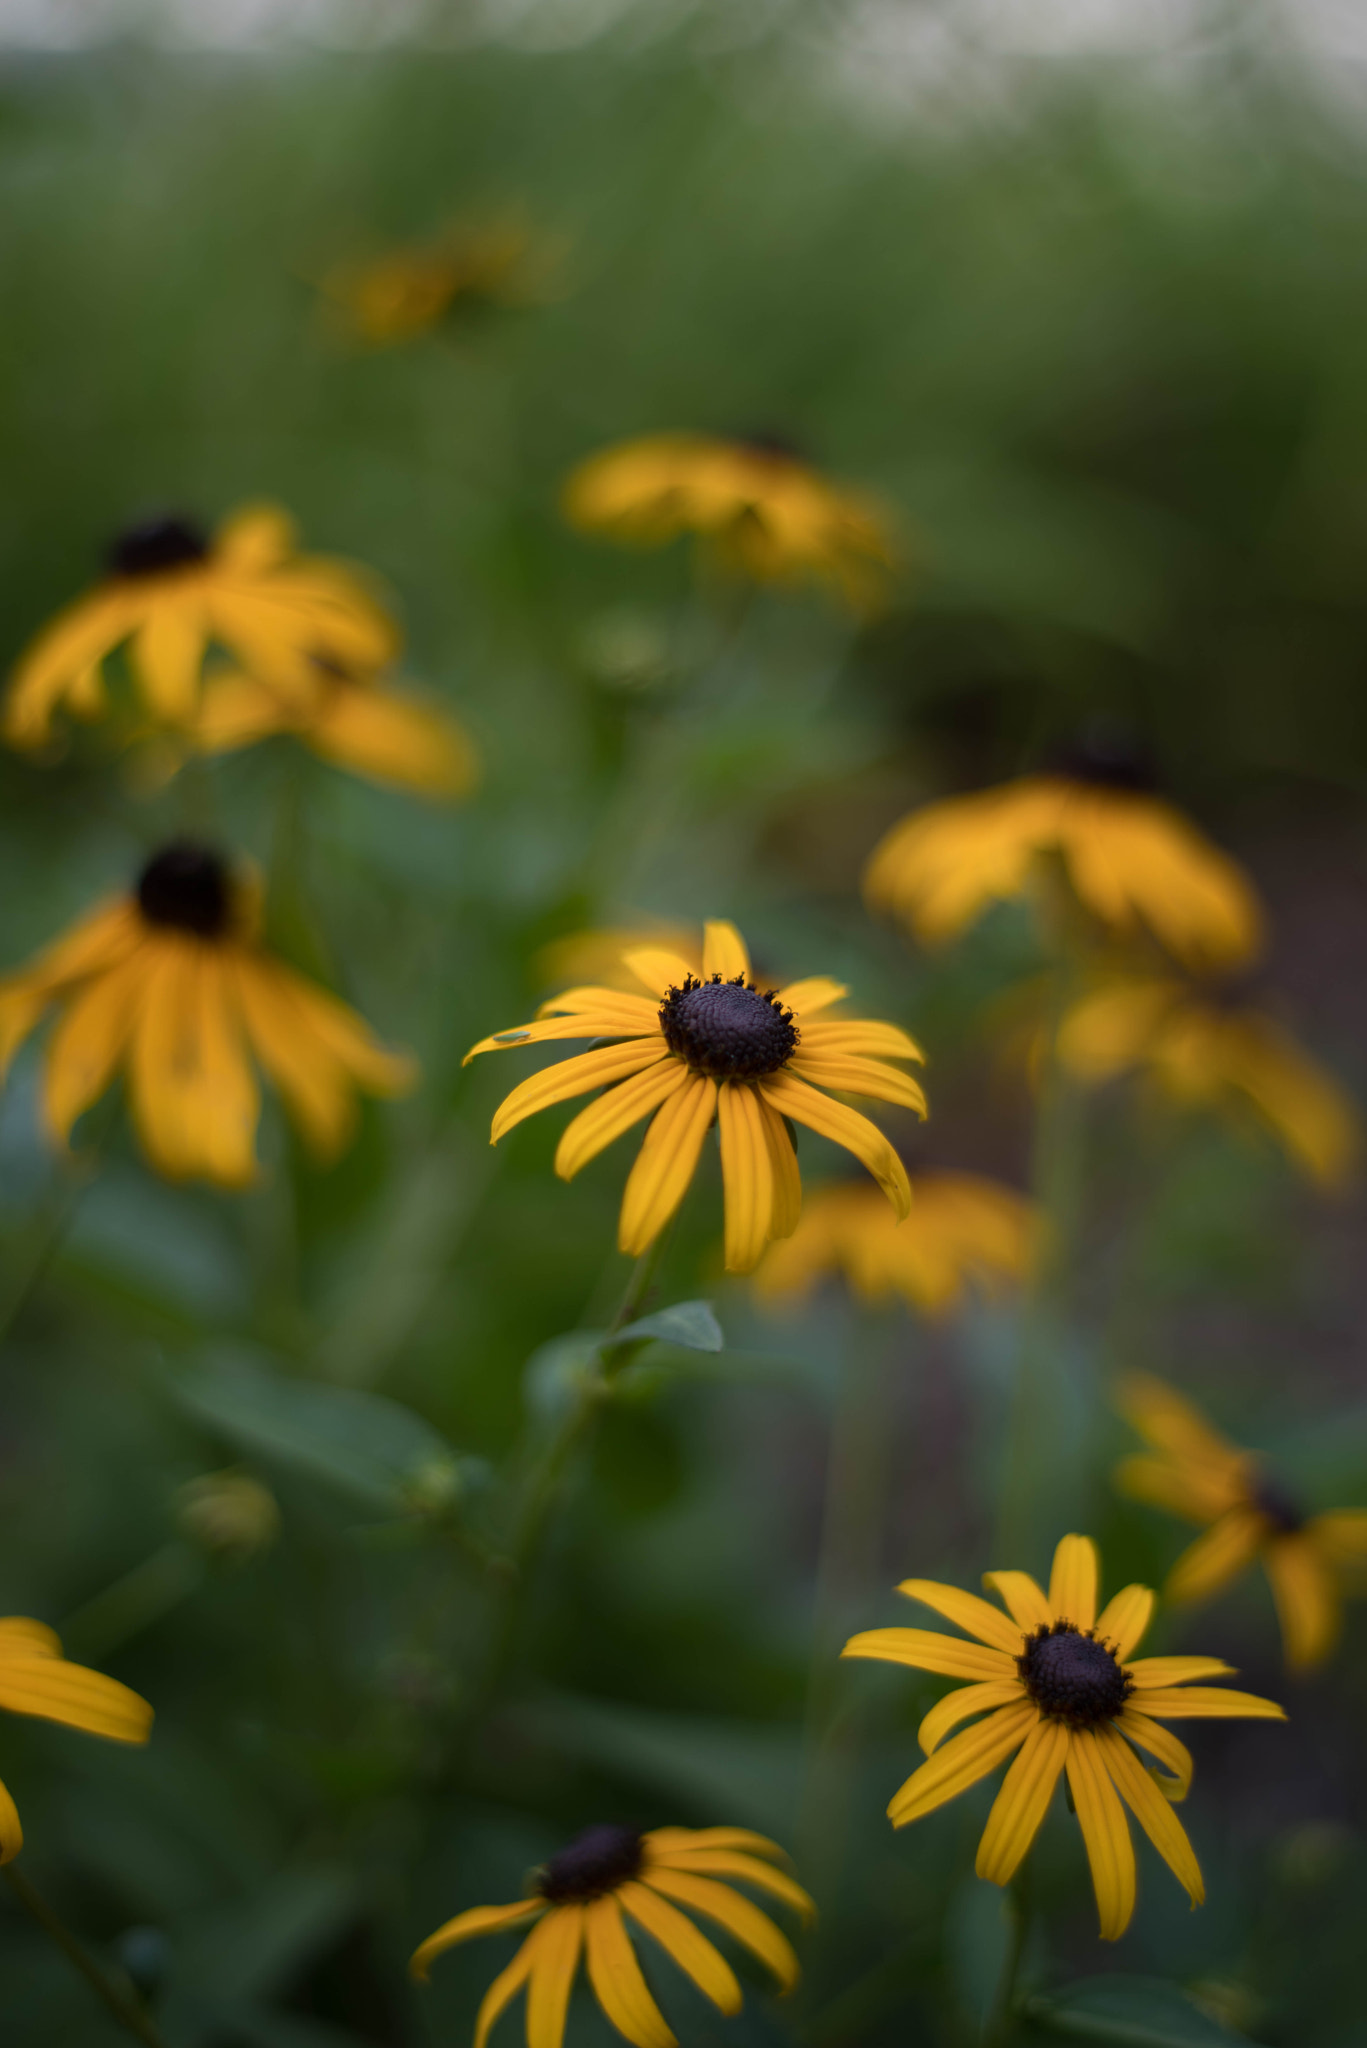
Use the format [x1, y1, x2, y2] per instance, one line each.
[583, 1895, 675, 2048]
[126, 940, 202, 1179]
[0, 1652, 152, 1743]
[490, 1041, 667, 1145]
[1310, 1509, 1367, 1562]
[1133, 1686, 1286, 1720]
[919, 1682, 1026, 1757]
[618, 1072, 716, 1257]
[1263, 1533, 1341, 1671]
[1165, 1507, 1266, 1605]
[701, 921, 750, 981]
[190, 950, 261, 1186]
[409, 1899, 545, 1982]
[758, 1097, 801, 1240]
[717, 1080, 774, 1273]
[787, 1052, 927, 1116]
[759, 1072, 911, 1218]
[887, 1704, 1034, 1827]
[0, 1779, 22, 1864]
[1115, 1709, 1194, 1801]
[1066, 1731, 1136, 1941]
[981, 1572, 1052, 1633]
[975, 1717, 1070, 1886]
[896, 1580, 1025, 1655]
[1125, 1656, 1237, 1689]
[1093, 1584, 1154, 1663]
[617, 1880, 741, 2014]
[309, 681, 479, 799]
[555, 1060, 686, 1180]
[526, 1903, 584, 2048]
[130, 598, 206, 723]
[842, 1627, 1016, 1683]
[1094, 1725, 1204, 1910]
[0, 899, 142, 1005]
[641, 1869, 799, 1993]
[1047, 1535, 1099, 1631]
[235, 955, 354, 1156]
[650, 1849, 813, 1925]
[475, 1937, 538, 2048]
[0, 1620, 60, 1658]
[41, 953, 145, 1143]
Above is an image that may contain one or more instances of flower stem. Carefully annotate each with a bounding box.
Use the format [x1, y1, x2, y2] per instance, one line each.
[984, 1870, 1031, 2047]
[3, 1864, 167, 2048]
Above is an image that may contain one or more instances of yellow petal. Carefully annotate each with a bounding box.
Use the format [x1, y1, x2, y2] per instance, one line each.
[777, 977, 847, 1016]
[475, 1938, 537, 2048]
[1, 898, 142, 1003]
[1114, 1708, 1193, 1801]
[981, 1571, 1052, 1633]
[797, 1019, 923, 1062]
[583, 1895, 675, 2048]
[1066, 1731, 1136, 1941]
[0, 1652, 152, 1744]
[649, 1849, 813, 1925]
[617, 1072, 715, 1257]
[537, 988, 663, 1029]
[841, 1627, 1015, 1683]
[888, 1703, 1034, 1827]
[490, 1041, 667, 1146]
[1310, 1509, 1367, 1561]
[641, 1869, 799, 1994]
[130, 599, 206, 723]
[41, 953, 145, 1144]
[310, 680, 479, 799]
[526, 1903, 583, 2048]
[1095, 1725, 1203, 1910]
[919, 1681, 1025, 1757]
[717, 1081, 774, 1273]
[642, 1827, 788, 1860]
[409, 1899, 544, 1982]
[758, 1096, 801, 1240]
[0, 1620, 60, 1658]
[896, 1580, 1024, 1655]
[0, 1778, 21, 1864]
[787, 1053, 928, 1117]
[975, 1716, 1070, 1887]
[1093, 1584, 1154, 1663]
[1133, 1686, 1286, 1720]
[701, 921, 750, 981]
[759, 1071, 910, 1219]
[213, 501, 297, 571]
[1047, 1535, 1098, 1630]
[234, 954, 355, 1156]
[555, 1060, 685, 1181]
[622, 948, 697, 998]
[617, 1880, 741, 2014]
[467, 1011, 658, 1061]
[4, 588, 135, 748]
[1125, 1656, 1237, 1689]
[1264, 1533, 1341, 1671]
[1165, 1507, 1265, 1605]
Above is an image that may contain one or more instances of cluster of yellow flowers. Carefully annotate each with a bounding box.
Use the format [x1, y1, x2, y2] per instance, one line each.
[0, 399, 1357, 2047]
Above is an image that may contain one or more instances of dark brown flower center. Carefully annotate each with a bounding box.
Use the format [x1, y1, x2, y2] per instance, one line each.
[1018, 1622, 1132, 1729]
[1047, 721, 1157, 793]
[137, 841, 231, 938]
[538, 1825, 643, 1903]
[107, 515, 210, 579]
[1252, 1473, 1304, 1535]
[659, 975, 798, 1080]
[734, 429, 805, 464]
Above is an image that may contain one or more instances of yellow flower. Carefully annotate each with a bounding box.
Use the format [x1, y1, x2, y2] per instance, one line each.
[466, 921, 924, 1273]
[320, 212, 551, 346]
[410, 1821, 812, 2048]
[562, 433, 897, 611]
[844, 1534, 1284, 1940]
[190, 658, 479, 800]
[864, 752, 1261, 973]
[5, 503, 398, 749]
[0, 840, 415, 1188]
[1058, 976, 1358, 1190]
[752, 1173, 1035, 1315]
[1115, 1373, 1367, 1671]
[0, 1616, 153, 1863]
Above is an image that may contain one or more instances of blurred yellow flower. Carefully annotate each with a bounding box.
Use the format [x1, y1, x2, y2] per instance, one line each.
[192, 658, 479, 800]
[0, 1616, 153, 1863]
[175, 1470, 280, 1561]
[562, 433, 897, 611]
[466, 920, 924, 1272]
[844, 1533, 1284, 1941]
[0, 841, 415, 1188]
[752, 1172, 1035, 1315]
[411, 1821, 812, 2048]
[1116, 1373, 1367, 1670]
[1057, 976, 1358, 1190]
[533, 923, 700, 998]
[865, 759, 1261, 974]
[5, 504, 398, 749]
[320, 211, 553, 345]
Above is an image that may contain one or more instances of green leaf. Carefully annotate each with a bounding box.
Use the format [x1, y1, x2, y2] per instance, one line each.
[612, 1299, 724, 1353]
[174, 1348, 468, 1517]
[1027, 1976, 1262, 2047]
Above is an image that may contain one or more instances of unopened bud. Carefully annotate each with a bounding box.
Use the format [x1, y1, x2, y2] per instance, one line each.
[176, 1470, 279, 1561]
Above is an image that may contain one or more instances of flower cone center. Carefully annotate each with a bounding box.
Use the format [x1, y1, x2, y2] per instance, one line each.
[538, 1824, 643, 1902]
[137, 841, 231, 938]
[1252, 1474, 1304, 1534]
[107, 514, 210, 578]
[1019, 1622, 1132, 1728]
[660, 975, 798, 1079]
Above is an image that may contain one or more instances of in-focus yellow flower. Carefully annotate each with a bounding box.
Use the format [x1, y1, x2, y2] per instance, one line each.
[191, 658, 478, 800]
[1115, 1374, 1367, 1671]
[466, 921, 924, 1273]
[865, 746, 1261, 973]
[320, 212, 552, 346]
[1058, 977, 1358, 1190]
[843, 1533, 1284, 1940]
[0, 1616, 153, 1863]
[0, 840, 415, 1187]
[410, 1821, 812, 2048]
[752, 1173, 1035, 1315]
[562, 433, 897, 611]
[5, 504, 398, 750]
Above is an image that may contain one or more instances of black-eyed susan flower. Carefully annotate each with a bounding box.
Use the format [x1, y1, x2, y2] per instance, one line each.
[1058, 976, 1358, 1190]
[1116, 1374, 1367, 1671]
[843, 1533, 1284, 1940]
[864, 744, 1261, 974]
[0, 840, 414, 1187]
[466, 922, 923, 1273]
[410, 1821, 812, 2048]
[191, 657, 478, 800]
[752, 1173, 1035, 1315]
[562, 433, 897, 612]
[319, 211, 554, 346]
[5, 504, 398, 749]
[0, 1616, 153, 1862]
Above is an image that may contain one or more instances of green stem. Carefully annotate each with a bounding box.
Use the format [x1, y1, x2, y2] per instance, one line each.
[3, 1864, 167, 2048]
[59, 1542, 204, 1662]
[984, 1871, 1031, 2048]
